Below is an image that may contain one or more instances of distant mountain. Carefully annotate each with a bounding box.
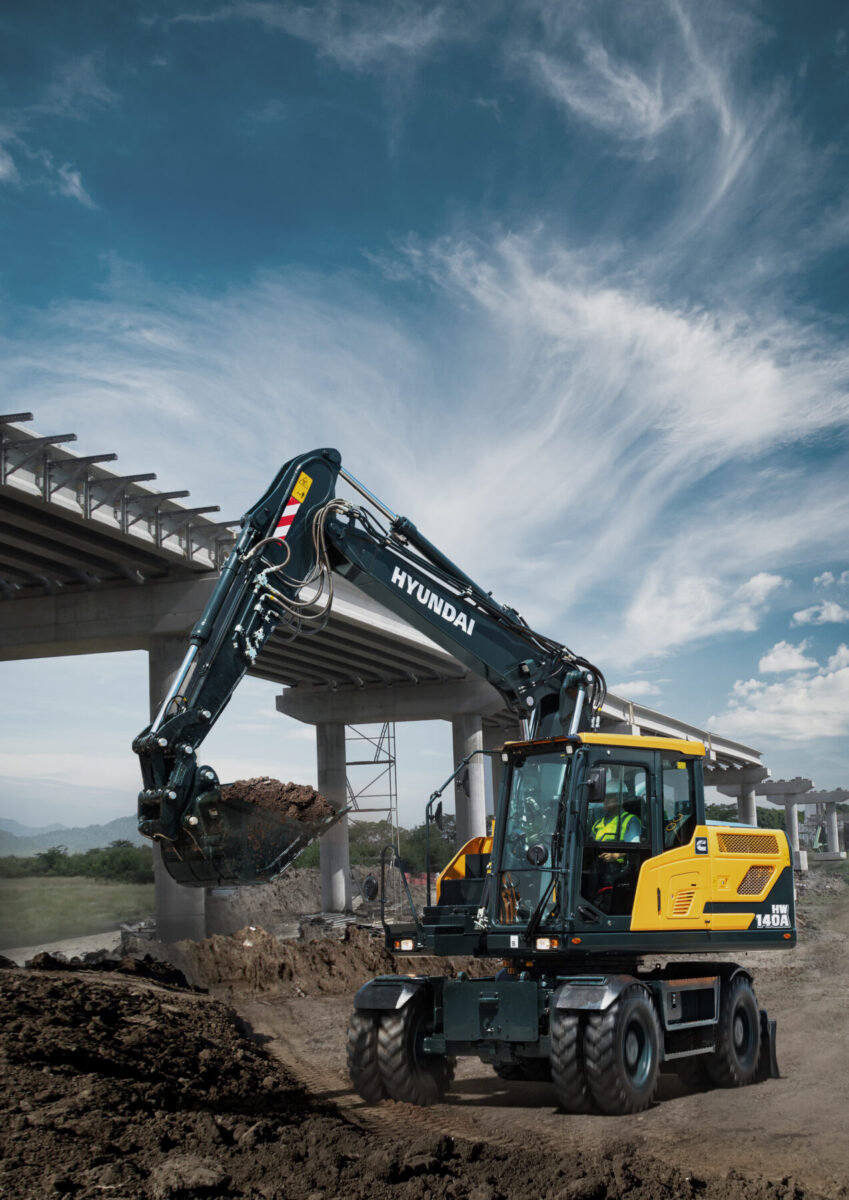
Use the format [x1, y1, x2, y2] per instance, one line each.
[0, 815, 145, 858]
[0, 817, 69, 837]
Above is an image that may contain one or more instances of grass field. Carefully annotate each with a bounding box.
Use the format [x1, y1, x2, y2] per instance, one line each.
[0, 876, 155, 951]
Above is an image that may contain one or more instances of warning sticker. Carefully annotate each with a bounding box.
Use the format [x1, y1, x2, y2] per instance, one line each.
[292, 471, 313, 503]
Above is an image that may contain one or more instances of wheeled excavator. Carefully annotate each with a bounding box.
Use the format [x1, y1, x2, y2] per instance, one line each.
[134, 448, 794, 1115]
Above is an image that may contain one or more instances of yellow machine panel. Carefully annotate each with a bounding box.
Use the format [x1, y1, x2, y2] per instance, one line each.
[436, 835, 492, 903]
[630, 825, 791, 932]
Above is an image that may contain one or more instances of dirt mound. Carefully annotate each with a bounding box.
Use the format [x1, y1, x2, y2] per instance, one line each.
[174, 923, 498, 997]
[1, 967, 824, 1200]
[220, 777, 335, 825]
[23, 950, 195, 989]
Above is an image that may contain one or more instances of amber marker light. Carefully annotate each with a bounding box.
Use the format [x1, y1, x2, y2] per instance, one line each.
[571, 937, 582, 945]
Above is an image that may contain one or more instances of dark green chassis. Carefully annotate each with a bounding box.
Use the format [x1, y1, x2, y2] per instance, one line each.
[354, 961, 779, 1078]
[356, 867, 794, 1076]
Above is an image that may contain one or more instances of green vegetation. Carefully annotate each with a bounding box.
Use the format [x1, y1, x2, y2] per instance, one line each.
[0, 876, 155, 951]
[295, 817, 458, 875]
[0, 840, 153, 884]
[705, 804, 786, 829]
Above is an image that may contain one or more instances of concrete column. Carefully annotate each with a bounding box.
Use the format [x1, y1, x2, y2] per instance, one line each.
[825, 803, 840, 855]
[452, 714, 486, 847]
[783, 799, 800, 853]
[482, 725, 504, 829]
[148, 635, 206, 943]
[317, 723, 351, 912]
[738, 784, 758, 826]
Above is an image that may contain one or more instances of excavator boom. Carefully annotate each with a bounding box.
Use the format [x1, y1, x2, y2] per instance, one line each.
[134, 448, 604, 886]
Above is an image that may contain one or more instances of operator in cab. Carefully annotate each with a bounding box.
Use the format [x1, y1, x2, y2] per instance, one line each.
[588, 774, 643, 914]
[591, 778, 643, 845]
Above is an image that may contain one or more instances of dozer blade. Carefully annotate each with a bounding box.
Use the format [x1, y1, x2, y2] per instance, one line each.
[158, 785, 349, 887]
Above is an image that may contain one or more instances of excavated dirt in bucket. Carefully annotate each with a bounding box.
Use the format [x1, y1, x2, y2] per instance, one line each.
[219, 777, 335, 825]
[0, 961, 827, 1200]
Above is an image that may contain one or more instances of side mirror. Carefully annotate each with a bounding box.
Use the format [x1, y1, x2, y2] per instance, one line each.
[585, 766, 606, 805]
[362, 875, 379, 902]
[433, 800, 444, 832]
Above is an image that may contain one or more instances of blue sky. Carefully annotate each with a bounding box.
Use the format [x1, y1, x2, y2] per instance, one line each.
[1, 1, 849, 826]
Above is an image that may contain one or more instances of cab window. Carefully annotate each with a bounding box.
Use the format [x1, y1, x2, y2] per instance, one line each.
[661, 757, 696, 848]
[587, 764, 649, 845]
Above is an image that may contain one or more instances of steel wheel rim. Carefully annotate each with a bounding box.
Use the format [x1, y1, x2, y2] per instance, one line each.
[623, 1016, 652, 1088]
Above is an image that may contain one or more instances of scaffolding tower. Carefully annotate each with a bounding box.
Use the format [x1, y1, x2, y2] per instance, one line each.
[345, 724, 401, 902]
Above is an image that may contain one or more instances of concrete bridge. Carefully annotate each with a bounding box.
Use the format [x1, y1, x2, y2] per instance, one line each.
[3, 412, 824, 941]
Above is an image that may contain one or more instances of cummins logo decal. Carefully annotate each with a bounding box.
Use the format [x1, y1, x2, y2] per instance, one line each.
[390, 566, 476, 636]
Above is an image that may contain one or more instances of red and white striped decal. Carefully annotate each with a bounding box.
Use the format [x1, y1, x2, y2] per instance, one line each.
[274, 497, 302, 541]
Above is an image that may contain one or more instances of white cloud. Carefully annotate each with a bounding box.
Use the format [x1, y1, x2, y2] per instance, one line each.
[36, 55, 116, 118]
[609, 680, 660, 698]
[3, 231, 849, 677]
[758, 640, 818, 674]
[826, 644, 849, 672]
[0, 143, 19, 184]
[841, 571, 849, 587]
[710, 651, 849, 742]
[56, 163, 96, 209]
[792, 601, 849, 626]
[814, 571, 835, 587]
[617, 573, 786, 664]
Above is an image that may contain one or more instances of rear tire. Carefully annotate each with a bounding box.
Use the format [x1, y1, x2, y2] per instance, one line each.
[346, 1010, 386, 1104]
[706, 975, 760, 1087]
[584, 985, 661, 1114]
[378, 993, 451, 1106]
[550, 1010, 594, 1113]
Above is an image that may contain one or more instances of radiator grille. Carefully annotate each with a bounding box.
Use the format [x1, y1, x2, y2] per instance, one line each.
[672, 890, 695, 916]
[737, 865, 774, 895]
[717, 832, 779, 855]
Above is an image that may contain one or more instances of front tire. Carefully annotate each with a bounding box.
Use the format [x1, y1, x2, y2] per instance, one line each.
[346, 1010, 386, 1104]
[550, 1010, 594, 1112]
[377, 994, 451, 1106]
[584, 985, 661, 1114]
[706, 975, 760, 1087]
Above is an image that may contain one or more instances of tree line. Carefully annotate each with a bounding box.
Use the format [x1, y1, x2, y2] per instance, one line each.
[0, 840, 154, 884]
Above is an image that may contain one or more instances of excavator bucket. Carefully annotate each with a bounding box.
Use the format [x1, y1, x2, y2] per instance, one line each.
[154, 780, 349, 888]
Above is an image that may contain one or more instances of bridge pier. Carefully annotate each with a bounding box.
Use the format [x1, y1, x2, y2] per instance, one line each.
[317, 723, 352, 912]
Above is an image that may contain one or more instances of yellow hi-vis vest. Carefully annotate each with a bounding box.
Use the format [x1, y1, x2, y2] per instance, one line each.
[591, 811, 640, 842]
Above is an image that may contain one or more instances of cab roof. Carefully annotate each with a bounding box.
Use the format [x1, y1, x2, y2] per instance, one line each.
[503, 733, 706, 758]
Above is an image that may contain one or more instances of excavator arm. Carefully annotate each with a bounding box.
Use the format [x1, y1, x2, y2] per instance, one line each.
[134, 448, 604, 886]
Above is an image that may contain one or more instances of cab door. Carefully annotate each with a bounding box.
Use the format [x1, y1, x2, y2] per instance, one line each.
[572, 747, 657, 934]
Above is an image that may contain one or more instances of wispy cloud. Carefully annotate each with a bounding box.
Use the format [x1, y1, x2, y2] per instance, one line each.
[56, 164, 96, 209]
[6, 227, 848, 676]
[0, 55, 112, 207]
[35, 54, 117, 119]
[174, 1, 453, 72]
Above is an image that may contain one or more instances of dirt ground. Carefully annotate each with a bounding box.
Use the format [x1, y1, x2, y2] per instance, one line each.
[1, 868, 847, 1200]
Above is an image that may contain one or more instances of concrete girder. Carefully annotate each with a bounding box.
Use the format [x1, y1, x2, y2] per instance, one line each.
[0, 575, 216, 660]
[756, 777, 814, 797]
[276, 677, 505, 726]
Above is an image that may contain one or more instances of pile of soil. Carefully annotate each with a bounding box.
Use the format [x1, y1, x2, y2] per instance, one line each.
[173, 923, 497, 998]
[0, 966, 821, 1200]
[220, 778, 335, 826]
